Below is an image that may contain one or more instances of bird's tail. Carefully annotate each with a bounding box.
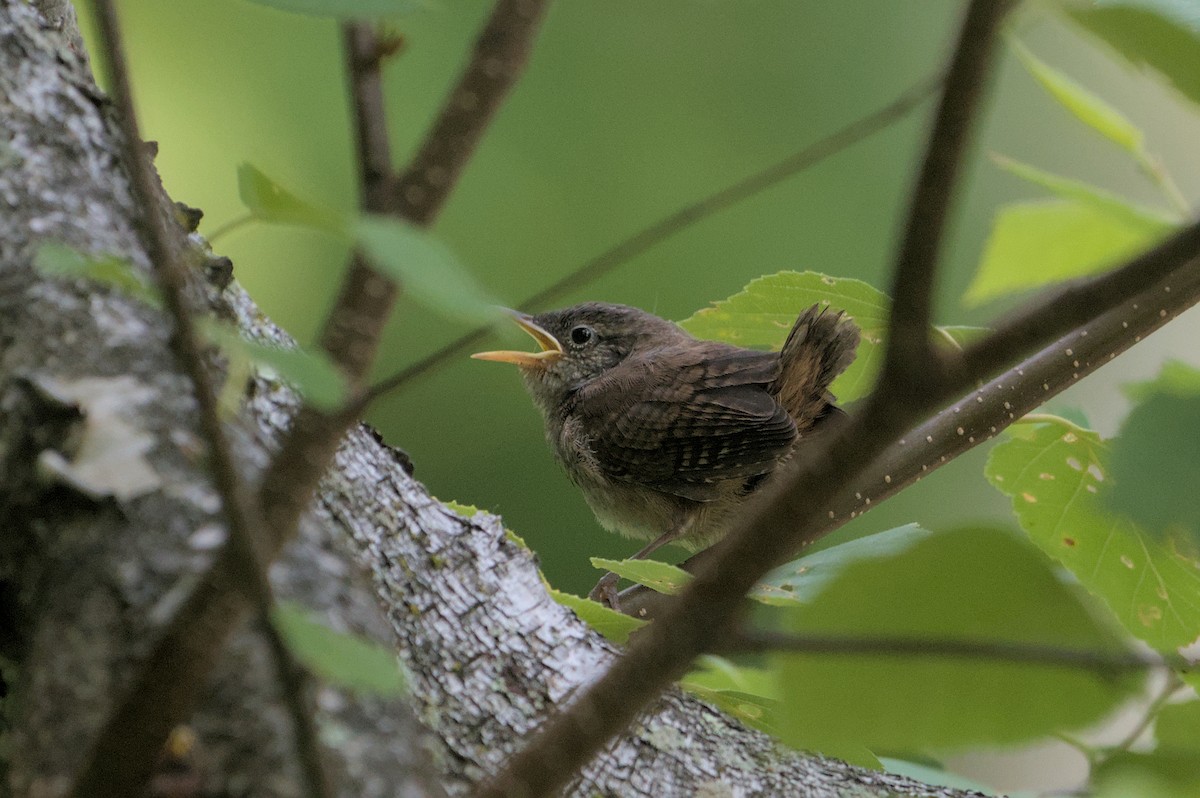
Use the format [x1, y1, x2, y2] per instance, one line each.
[772, 304, 860, 433]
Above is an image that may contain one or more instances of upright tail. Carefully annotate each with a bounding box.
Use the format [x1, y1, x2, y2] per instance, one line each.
[771, 304, 860, 434]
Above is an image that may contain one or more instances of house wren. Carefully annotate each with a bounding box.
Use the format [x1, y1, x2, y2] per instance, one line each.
[473, 302, 860, 607]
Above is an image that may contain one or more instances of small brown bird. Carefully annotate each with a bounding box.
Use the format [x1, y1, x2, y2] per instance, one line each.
[473, 302, 860, 607]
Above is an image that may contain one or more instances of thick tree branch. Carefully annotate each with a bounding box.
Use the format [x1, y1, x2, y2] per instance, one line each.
[479, 4, 1015, 795]
[70, 4, 330, 797]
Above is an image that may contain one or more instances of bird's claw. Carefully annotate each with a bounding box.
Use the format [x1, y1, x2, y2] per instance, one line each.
[588, 572, 621, 611]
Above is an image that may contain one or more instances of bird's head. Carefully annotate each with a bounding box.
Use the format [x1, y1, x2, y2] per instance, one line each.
[473, 302, 686, 407]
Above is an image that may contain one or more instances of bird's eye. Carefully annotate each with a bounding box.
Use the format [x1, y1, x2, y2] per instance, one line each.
[569, 325, 594, 346]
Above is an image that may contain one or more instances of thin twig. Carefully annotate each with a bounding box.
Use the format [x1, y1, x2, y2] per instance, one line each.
[355, 72, 943, 410]
[71, 3, 329, 798]
[1102, 673, 1184, 760]
[724, 630, 1172, 676]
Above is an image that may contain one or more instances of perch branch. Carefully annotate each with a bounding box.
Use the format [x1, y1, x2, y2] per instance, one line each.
[70, 3, 328, 798]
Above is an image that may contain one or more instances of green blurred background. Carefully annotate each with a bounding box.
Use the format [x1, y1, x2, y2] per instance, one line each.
[76, 0, 1199, 606]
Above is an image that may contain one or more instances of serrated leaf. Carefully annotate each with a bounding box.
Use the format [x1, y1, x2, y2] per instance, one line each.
[1068, 0, 1200, 108]
[679, 271, 886, 402]
[272, 602, 406, 696]
[242, 0, 417, 17]
[549, 589, 646, 644]
[238, 163, 346, 232]
[33, 242, 162, 309]
[203, 322, 347, 410]
[1106, 364, 1200, 541]
[992, 154, 1179, 225]
[354, 216, 503, 324]
[1012, 40, 1145, 154]
[773, 526, 1139, 759]
[986, 417, 1200, 652]
[965, 199, 1173, 305]
[760, 523, 933, 605]
[590, 557, 691, 594]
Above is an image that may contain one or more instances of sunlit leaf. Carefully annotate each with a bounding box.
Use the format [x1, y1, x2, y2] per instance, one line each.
[590, 557, 691, 595]
[272, 602, 406, 696]
[241, 0, 417, 17]
[679, 272, 884, 402]
[986, 416, 1200, 652]
[237, 163, 346, 232]
[549, 589, 646, 644]
[203, 322, 347, 410]
[773, 526, 1139, 759]
[33, 242, 162, 309]
[1012, 40, 1145, 153]
[992, 154, 1179, 225]
[1107, 363, 1200, 542]
[1067, 0, 1200, 107]
[965, 199, 1172, 305]
[354, 216, 504, 324]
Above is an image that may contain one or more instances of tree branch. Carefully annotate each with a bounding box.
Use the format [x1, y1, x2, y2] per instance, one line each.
[356, 72, 942, 408]
[883, 0, 1014, 386]
[70, 4, 328, 797]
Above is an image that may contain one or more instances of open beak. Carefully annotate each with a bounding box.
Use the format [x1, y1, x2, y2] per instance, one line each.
[471, 310, 564, 367]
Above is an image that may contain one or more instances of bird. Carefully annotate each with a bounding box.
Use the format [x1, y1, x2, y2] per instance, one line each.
[473, 302, 860, 608]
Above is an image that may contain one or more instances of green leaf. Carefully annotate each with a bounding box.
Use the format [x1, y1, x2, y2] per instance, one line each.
[760, 523, 933, 605]
[549, 589, 646, 644]
[879, 759, 1001, 796]
[679, 271, 887, 402]
[354, 216, 504, 324]
[992, 154, 1179, 226]
[965, 198, 1173, 305]
[590, 557, 692, 595]
[202, 322, 347, 410]
[986, 417, 1200, 652]
[772, 526, 1140, 759]
[1067, 0, 1200, 108]
[241, 0, 416, 17]
[1106, 363, 1200, 541]
[33, 242, 162, 309]
[935, 325, 990, 350]
[272, 602, 406, 696]
[237, 163, 346, 232]
[1012, 40, 1145, 153]
[1123, 359, 1200, 401]
[680, 656, 782, 734]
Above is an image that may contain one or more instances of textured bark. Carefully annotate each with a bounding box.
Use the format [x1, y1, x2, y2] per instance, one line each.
[0, 3, 978, 797]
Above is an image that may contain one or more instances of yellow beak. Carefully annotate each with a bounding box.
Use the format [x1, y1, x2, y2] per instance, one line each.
[471, 311, 564, 367]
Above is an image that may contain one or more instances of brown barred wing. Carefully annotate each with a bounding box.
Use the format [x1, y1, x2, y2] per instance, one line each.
[575, 343, 797, 502]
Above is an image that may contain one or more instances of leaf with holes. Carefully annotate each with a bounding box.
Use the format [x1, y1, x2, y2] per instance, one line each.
[273, 603, 406, 696]
[986, 417, 1200, 652]
[773, 526, 1138, 759]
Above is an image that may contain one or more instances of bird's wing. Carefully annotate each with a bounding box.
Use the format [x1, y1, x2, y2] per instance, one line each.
[574, 343, 796, 502]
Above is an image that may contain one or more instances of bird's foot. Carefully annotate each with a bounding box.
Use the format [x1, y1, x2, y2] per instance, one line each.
[588, 572, 621, 611]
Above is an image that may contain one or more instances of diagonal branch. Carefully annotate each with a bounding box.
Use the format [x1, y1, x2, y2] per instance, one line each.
[70, 3, 329, 798]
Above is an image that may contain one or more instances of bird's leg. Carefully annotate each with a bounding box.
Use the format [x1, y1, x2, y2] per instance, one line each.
[589, 518, 692, 611]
